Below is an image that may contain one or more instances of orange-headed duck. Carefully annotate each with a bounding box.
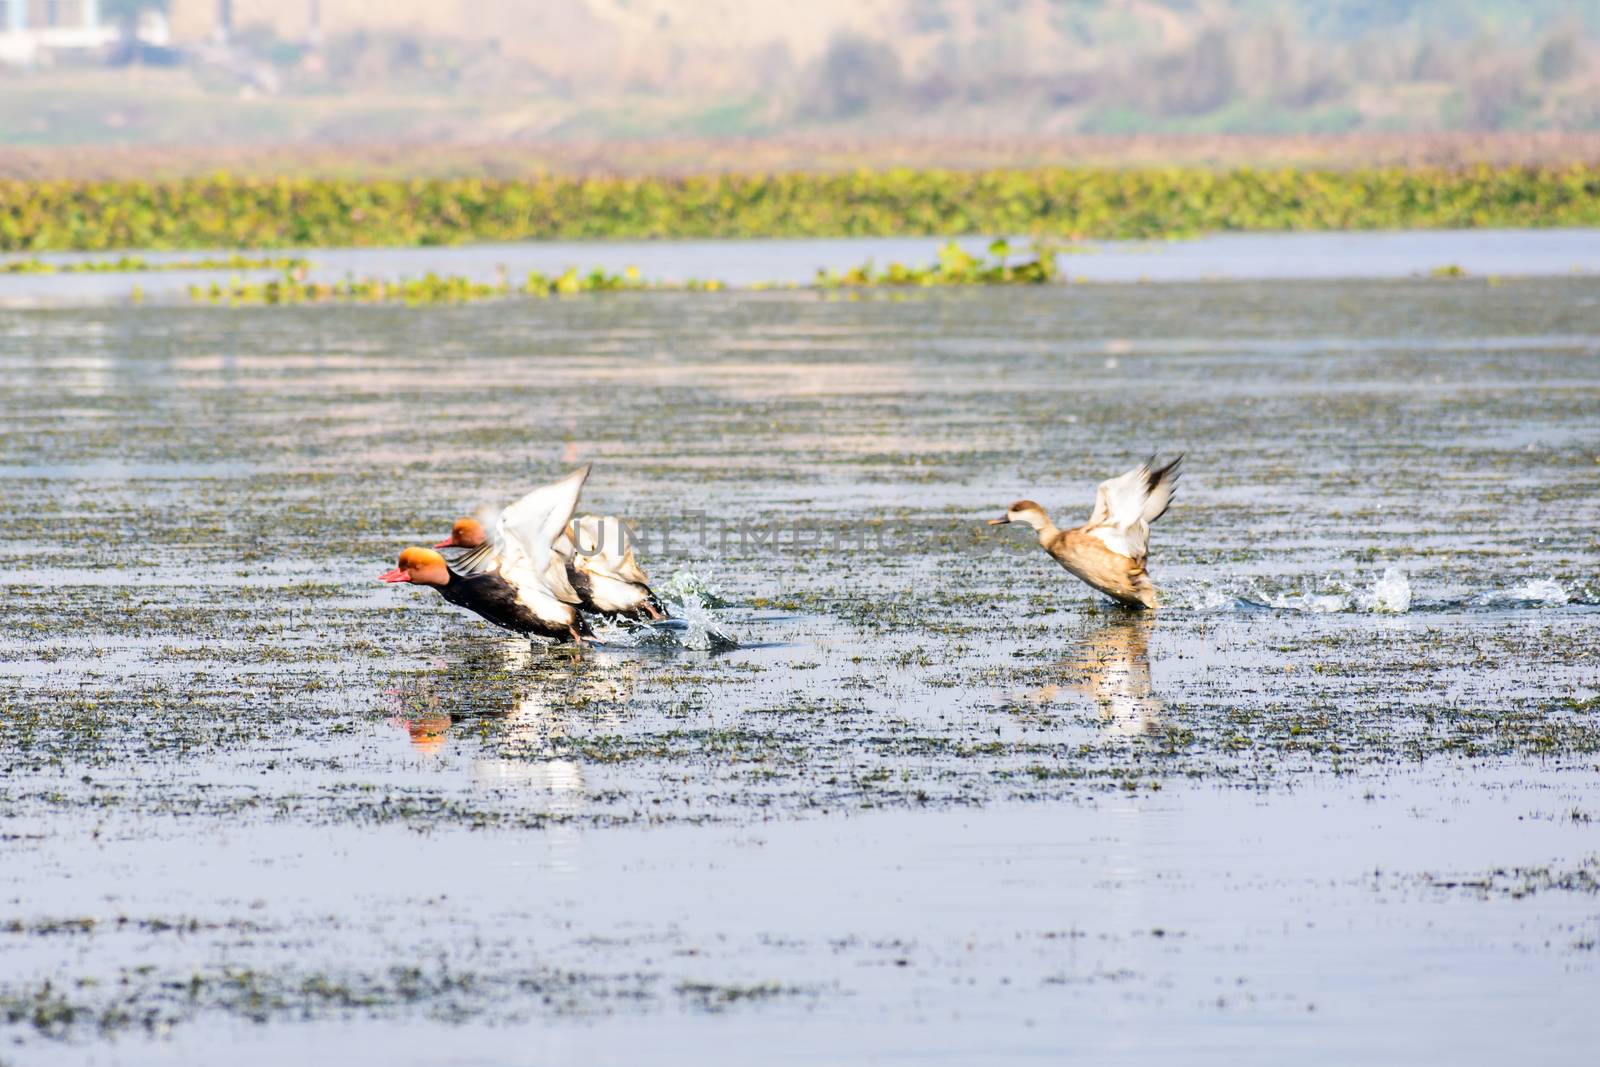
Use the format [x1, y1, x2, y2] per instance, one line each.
[379, 546, 589, 643]
[438, 498, 665, 622]
[382, 465, 593, 642]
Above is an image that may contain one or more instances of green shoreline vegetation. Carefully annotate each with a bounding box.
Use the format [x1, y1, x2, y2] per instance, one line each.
[189, 266, 725, 305]
[814, 240, 1057, 288]
[3, 166, 1598, 251]
[186, 242, 1056, 304]
[1, 253, 309, 274]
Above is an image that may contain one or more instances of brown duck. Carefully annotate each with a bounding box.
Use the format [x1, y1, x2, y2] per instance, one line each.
[989, 455, 1183, 610]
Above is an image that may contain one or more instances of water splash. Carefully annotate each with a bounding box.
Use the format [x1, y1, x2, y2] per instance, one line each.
[1246, 580, 1356, 614]
[1194, 567, 1413, 614]
[1184, 568, 1590, 616]
[1168, 582, 1238, 613]
[655, 569, 731, 609]
[583, 590, 739, 652]
[675, 592, 740, 651]
[1473, 577, 1571, 608]
[586, 615, 680, 649]
[1364, 567, 1413, 614]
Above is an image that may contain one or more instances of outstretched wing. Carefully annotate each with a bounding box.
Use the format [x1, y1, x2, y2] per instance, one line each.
[497, 465, 591, 605]
[1085, 463, 1151, 531]
[610, 547, 650, 586]
[1139, 454, 1183, 527]
[568, 514, 651, 585]
[1084, 455, 1183, 560]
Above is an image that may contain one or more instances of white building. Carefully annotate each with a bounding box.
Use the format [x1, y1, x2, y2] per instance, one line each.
[1, 1, 124, 66]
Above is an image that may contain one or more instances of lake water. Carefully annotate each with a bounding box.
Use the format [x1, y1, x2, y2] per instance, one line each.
[2, 228, 1599, 306]
[0, 241, 1597, 1064]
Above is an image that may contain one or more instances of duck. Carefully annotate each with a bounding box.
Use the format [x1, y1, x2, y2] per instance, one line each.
[438, 510, 665, 622]
[380, 465, 593, 643]
[989, 455, 1183, 610]
[379, 547, 590, 642]
[559, 515, 667, 621]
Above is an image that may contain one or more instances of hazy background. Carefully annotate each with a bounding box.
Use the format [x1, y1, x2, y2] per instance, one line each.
[2, 1, 1599, 149]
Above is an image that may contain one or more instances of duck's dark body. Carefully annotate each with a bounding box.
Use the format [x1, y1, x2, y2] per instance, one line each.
[566, 564, 666, 621]
[434, 568, 588, 642]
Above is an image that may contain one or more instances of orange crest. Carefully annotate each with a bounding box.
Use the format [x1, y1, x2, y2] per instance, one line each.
[450, 517, 486, 547]
[398, 546, 445, 571]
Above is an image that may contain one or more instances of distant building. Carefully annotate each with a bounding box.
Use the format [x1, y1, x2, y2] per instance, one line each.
[168, 0, 321, 46]
[0, 1, 120, 65]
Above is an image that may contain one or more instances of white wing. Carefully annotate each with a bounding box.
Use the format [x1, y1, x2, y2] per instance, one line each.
[568, 515, 650, 585]
[497, 465, 591, 605]
[1083, 455, 1183, 560]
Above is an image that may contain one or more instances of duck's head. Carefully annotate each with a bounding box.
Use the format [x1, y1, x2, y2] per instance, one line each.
[379, 547, 450, 587]
[989, 500, 1050, 530]
[435, 517, 486, 549]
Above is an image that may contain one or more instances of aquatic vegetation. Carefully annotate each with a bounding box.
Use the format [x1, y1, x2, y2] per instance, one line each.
[187, 266, 704, 305]
[816, 240, 1056, 287]
[524, 265, 723, 295]
[189, 272, 506, 305]
[185, 248, 1050, 305]
[4, 166, 1600, 251]
[0, 253, 308, 273]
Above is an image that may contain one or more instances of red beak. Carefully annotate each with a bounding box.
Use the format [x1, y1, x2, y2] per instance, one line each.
[433, 537, 455, 549]
[378, 568, 411, 583]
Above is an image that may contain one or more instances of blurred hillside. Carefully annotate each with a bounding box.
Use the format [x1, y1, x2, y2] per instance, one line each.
[2, 1, 1599, 145]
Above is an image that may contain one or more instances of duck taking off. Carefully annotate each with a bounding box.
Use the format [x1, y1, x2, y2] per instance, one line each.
[438, 510, 664, 622]
[989, 455, 1183, 610]
[380, 466, 593, 642]
[379, 547, 589, 643]
[557, 515, 666, 621]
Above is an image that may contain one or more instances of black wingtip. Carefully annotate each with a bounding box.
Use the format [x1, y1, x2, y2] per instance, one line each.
[1145, 452, 1183, 493]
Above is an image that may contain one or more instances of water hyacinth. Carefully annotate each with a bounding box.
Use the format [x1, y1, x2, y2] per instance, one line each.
[188, 266, 713, 304]
[184, 245, 1053, 306]
[816, 239, 1056, 287]
[5, 165, 1600, 251]
[189, 272, 507, 305]
[1, 253, 309, 274]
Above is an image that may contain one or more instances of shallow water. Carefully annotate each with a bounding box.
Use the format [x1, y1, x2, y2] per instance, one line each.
[1, 270, 1598, 1064]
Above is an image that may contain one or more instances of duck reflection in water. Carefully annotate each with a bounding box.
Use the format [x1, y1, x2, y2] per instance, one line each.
[385, 643, 638, 805]
[1021, 616, 1165, 736]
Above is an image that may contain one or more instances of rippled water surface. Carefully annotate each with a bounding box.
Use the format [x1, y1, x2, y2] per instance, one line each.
[1, 271, 1598, 1065]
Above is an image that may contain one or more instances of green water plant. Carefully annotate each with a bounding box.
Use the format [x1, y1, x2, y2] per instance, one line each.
[5, 165, 1599, 251]
[188, 266, 722, 305]
[184, 244, 1054, 306]
[190, 272, 505, 305]
[1, 253, 309, 273]
[816, 240, 1056, 287]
